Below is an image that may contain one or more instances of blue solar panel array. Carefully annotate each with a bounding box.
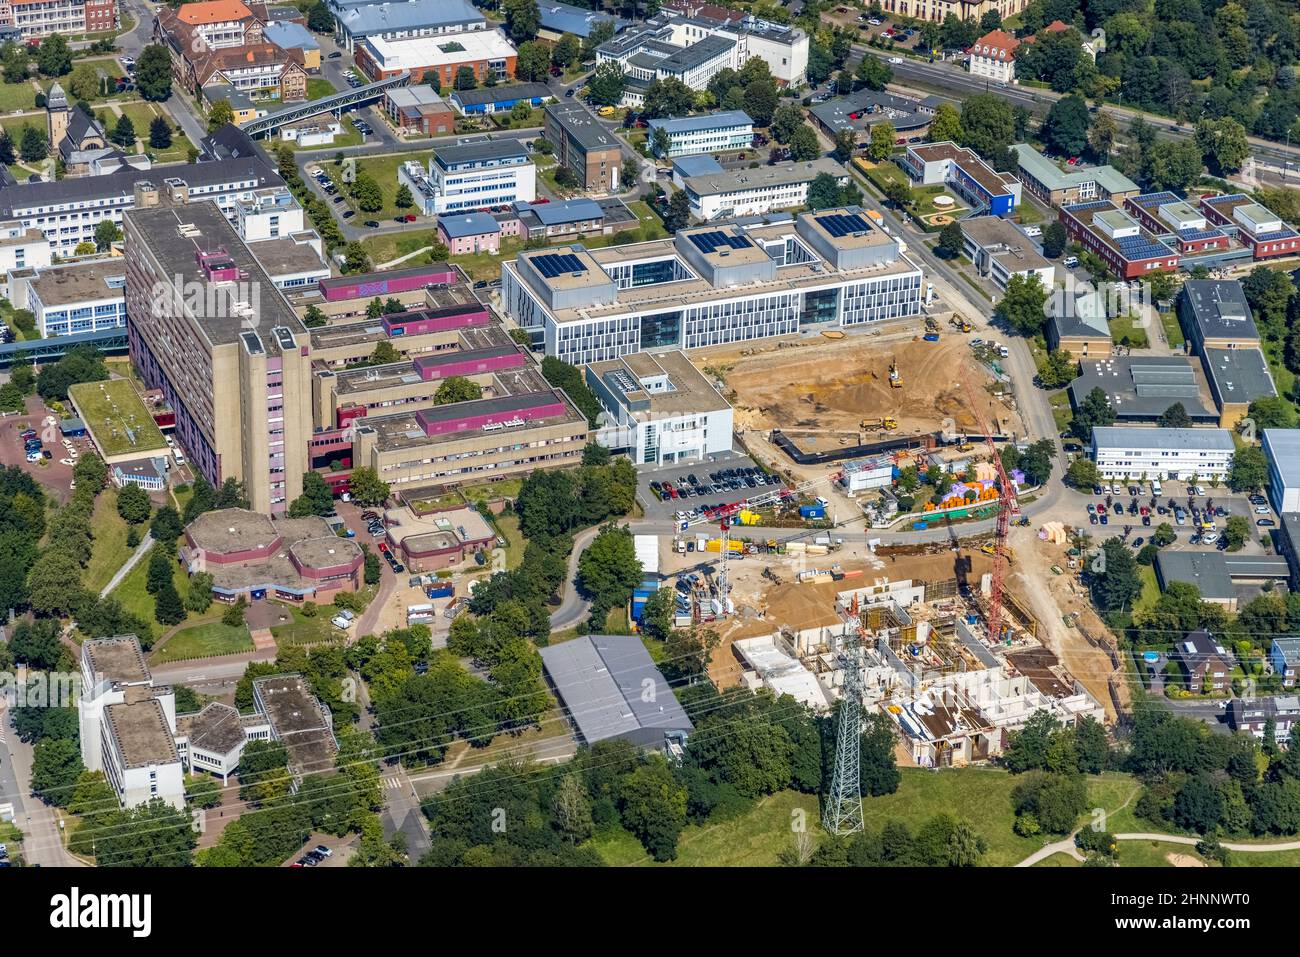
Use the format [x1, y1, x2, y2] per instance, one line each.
[688, 230, 753, 254]
[1115, 234, 1171, 261]
[1131, 191, 1179, 209]
[817, 212, 871, 237]
[1254, 228, 1298, 242]
[532, 252, 586, 278]
[1063, 200, 1113, 214]
[1176, 227, 1225, 243]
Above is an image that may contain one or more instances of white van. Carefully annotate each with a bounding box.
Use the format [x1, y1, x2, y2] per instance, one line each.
[1151, 479, 1162, 496]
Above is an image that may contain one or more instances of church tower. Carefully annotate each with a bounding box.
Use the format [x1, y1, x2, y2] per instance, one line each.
[46, 81, 69, 156]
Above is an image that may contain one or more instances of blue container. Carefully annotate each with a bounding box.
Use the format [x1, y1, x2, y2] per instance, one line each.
[425, 584, 454, 599]
[800, 505, 826, 519]
[913, 521, 928, 530]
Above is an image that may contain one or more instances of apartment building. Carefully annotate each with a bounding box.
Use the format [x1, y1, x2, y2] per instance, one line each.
[1089, 426, 1235, 481]
[0, 217, 51, 275]
[959, 216, 1053, 291]
[194, 42, 308, 101]
[967, 28, 1019, 83]
[543, 102, 622, 192]
[329, 0, 485, 51]
[1058, 200, 1180, 280]
[0, 156, 284, 254]
[124, 199, 314, 515]
[4, 0, 117, 39]
[424, 139, 536, 215]
[899, 141, 1021, 217]
[502, 207, 924, 366]
[1011, 143, 1139, 208]
[881, 0, 1030, 26]
[681, 157, 849, 221]
[11, 258, 126, 337]
[155, 0, 265, 55]
[647, 111, 753, 159]
[1201, 193, 1300, 261]
[1125, 192, 1231, 257]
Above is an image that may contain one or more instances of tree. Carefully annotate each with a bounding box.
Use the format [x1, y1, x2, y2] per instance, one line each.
[0, 129, 13, 167]
[343, 242, 371, 273]
[770, 103, 805, 144]
[937, 220, 964, 259]
[1065, 457, 1101, 489]
[135, 43, 173, 101]
[394, 183, 413, 210]
[19, 124, 46, 162]
[31, 737, 84, 807]
[207, 99, 235, 133]
[587, 61, 626, 107]
[882, 177, 913, 211]
[222, 597, 247, 628]
[1086, 536, 1143, 613]
[1223, 514, 1250, 552]
[151, 504, 183, 544]
[1195, 117, 1249, 176]
[1071, 386, 1116, 442]
[9, 619, 62, 669]
[35, 33, 72, 77]
[554, 165, 579, 189]
[576, 523, 642, 624]
[454, 65, 477, 91]
[994, 271, 1049, 337]
[1247, 396, 1295, 431]
[867, 121, 894, 162]
[928, 102, 963, 143]
[742, 77, 778, 126]
[856, 55, 891, 91]
[1012, 771, 1088, 835]
[1042, 221, 1067, 259]
[351, 174, 383, 212]
[146, 545, 173, 595]
[1088, 110, 1118, 161]
[515, 39, 551, 82]
[154, 579, 185, 625]
[1226, 445, 1268, 492]
[807, 172, 845, 211]
[93, 219, 121, 252]
[649, 124, 671, 158]
[553, 32, 581, 71]
[618, 757, 687, 862]
[185, 572, 214, 613]
[788, 124, 820, 162]
[116, 483, 152, 525]
[1, 43, 28, 85]
[502, 0, 540, 42]
[434, 375, 482, 405]
[148, 115, 172, 150]
[1038, 348, 1078, 389]
[552, 773, 594, 844]
[1242, 266, 1294, 341]
[663, 189, 690, 232]
[958, 93, 1015, 160]
[645, 76, 695, 119]
[938, 12, 979, 51]
[290, 471, 335, 517]
[347, 466, 389, 507]
[67, 62, 99, 102]
[832, 127, 856, 163]
[306, 0, 334, 33]
[1143, 140, 1203, 192]
[109, 113, 135, 149]
[1158, 403, 1192, 428]
[1042, 94, 1090, 158]
[27, 550, 88, 617]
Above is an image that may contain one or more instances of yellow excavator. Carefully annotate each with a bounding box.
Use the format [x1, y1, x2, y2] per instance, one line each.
[888, 358, 903, 389]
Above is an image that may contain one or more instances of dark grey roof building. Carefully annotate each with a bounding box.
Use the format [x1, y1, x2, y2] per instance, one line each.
[539, 634, 693, 749]
[1177, 279, 1260, 352]
[1199, 347, 1277, 414]
[1068, 355, 1217, 423]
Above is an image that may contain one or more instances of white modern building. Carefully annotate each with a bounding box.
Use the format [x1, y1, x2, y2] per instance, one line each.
[840, 455, 895, 492]
[423, 139, 536, 215]
[586, 350, 733, 465]
[10, 259, 127, 338]
[682, 157, 849, 221]
[1090, 426, 1236, 481]
[78, 636, 186, 811]
[1263, 428, 1300, 513]
[0, 159, 287, 255]
[0, 218, 51, 277]
[233, 186, 304, 243]
[597, 9, 809, 90]
[503, 207, 924, 366]
[959, 216, 1053, 292]
[647, 111, 753, 159]
[329, 0, 486, 51]
[175, 702, 269, 784]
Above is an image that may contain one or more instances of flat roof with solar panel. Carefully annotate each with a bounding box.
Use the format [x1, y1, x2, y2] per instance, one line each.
[678, 225, 769, 266]
[805, 209, 892, 250]
[687, 230, 754, 254]
[519, 245, 613, 291]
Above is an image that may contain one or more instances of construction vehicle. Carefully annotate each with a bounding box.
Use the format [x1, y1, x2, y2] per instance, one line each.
[955, 439, 974, 452]
[888, 358, 902, 389]
[924, 315, 940, 332]
[950, 316, 972, 333]
[860, 417, 899, 431]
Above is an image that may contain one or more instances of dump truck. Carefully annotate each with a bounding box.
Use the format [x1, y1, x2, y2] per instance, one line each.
[924, 315, 940, 332]
[861, 417, 899, 431]
[950, 316, 972, 333]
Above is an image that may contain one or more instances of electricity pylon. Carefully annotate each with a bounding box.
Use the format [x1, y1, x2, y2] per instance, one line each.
[822, 638, 863, 836]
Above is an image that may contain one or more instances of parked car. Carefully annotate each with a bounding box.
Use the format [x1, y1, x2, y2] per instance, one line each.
[1259, 518, 1277, 527]
[1063, 256, 1080, 268]
[328, 51, 342, 58]
[364, 220, 380, 228]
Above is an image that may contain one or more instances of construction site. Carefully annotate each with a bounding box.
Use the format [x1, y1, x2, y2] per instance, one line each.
[695, 330, 1027, 482]
[654, 532, 1109, 768]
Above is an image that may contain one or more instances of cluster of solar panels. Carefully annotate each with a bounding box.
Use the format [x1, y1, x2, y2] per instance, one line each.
[1204, 193, 1248, 206]
[1115, 233, 1172, 261]
[1254, 227, 1299, 242]
[1131, 191, 1179, 208]
[531, 252, 586, 278]
[1063, 200, 1113, 214]
[817, 212, 871, 237]
[688, 230, 753, 254]
[1176, 227, 1226, 243]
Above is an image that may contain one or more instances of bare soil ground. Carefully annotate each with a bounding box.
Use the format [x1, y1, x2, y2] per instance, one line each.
[697, 333, 1024, 441]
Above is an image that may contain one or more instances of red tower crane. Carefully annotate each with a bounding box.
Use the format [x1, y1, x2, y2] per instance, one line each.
[960, 379, 1020, 644]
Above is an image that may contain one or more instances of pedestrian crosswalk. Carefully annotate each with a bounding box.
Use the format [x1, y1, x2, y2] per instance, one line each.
[384, 776, 402, 790]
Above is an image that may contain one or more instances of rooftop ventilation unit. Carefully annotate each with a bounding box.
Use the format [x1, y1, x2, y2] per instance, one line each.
[176, 223, 200, 238]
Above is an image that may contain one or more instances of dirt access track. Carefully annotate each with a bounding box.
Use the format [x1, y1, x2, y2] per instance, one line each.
[697, 333, 1024, 440]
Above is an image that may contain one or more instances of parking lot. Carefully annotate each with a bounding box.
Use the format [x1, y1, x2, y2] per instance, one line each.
[1068, 480, 1274, 553]
[0, 400, 93, 504]
[636, 449, 786, 523]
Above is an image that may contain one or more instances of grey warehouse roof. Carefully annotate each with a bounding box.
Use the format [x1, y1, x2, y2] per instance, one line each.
[1201, 347, 1277, 408]
[539, 634, 693, 746]
[648, 110, 753, 136]
[1091, 425, 1236, 451]
[1069, 355, 1217, 422]
[335, 0, 484, 35]
[1181, 279, 1259, 342]
[434, 139, 529, 168]
[1264, 429, 1300, 491]
[537, 1, 627, 37]
[451, 83, 552, 108]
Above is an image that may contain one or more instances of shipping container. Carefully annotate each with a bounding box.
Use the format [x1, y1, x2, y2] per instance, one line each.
[425, 584, 454, 600]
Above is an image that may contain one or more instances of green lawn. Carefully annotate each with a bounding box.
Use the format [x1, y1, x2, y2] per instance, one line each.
[85, 488, 133, 594]
[108, 546, 190, 628]
[1134, 563, 1160, 617]
[68, 379, 168, 458]
[306, 78, 336, 100]
[270, 603, 346, 647]
[459, 477, 524, 507]
[1016, 203, 1043, 225]
[0, 82, 36, 112]
[360, 228, 441, 269]
[1033, 851, 1083, 866]
[1159, 311, 1186, 349]
[346, 150, 426, 218]
[452, 237, 524, 281]
[112, 101, 193, 161]
[588, 770, 1143, 867]
[1110, 313, 1150, 348]
[496, 512, 524, 571]
[152, 620, 253, 663]
[1050, 391, 1073, 434]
